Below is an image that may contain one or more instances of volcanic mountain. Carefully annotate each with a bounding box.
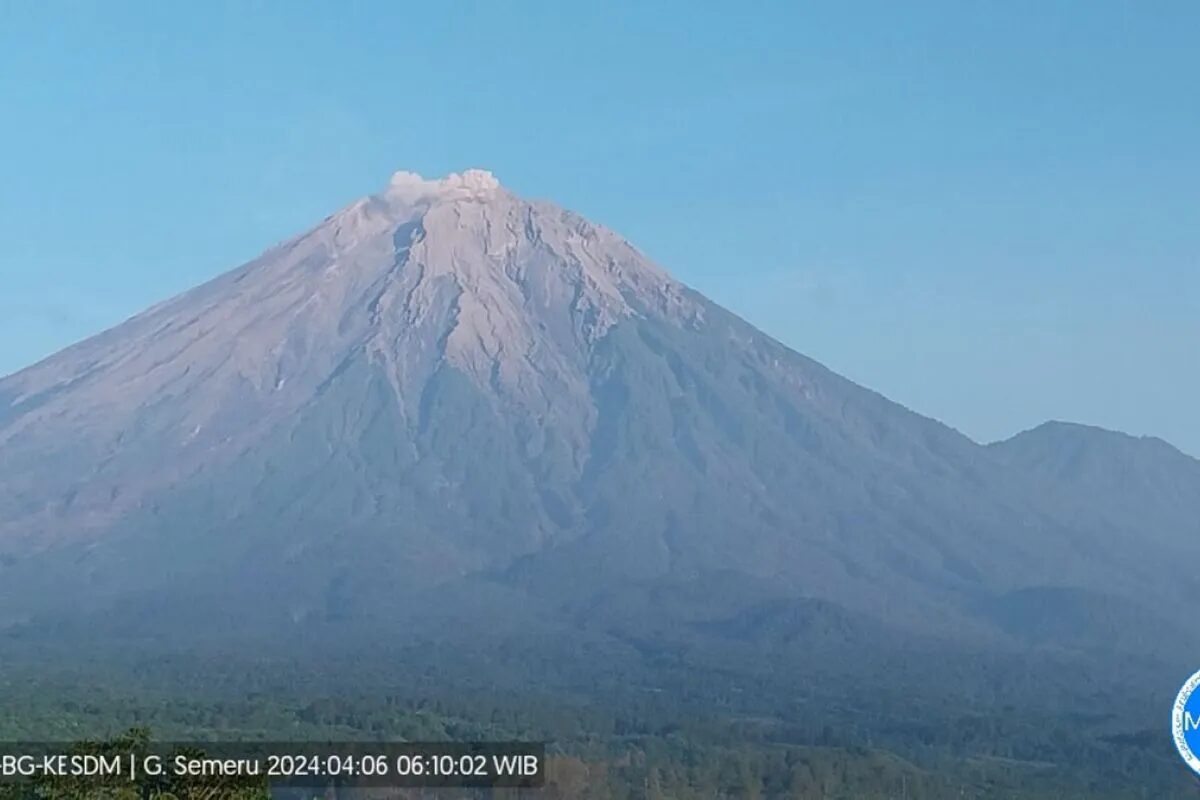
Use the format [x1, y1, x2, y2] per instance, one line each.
[0, 170, 1196, 671]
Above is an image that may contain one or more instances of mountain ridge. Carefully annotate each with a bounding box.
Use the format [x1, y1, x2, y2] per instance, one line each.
[0, 170, 1196, 674]
[992, 419, 1197, 457]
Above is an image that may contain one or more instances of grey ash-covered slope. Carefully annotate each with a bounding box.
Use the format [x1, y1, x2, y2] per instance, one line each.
[0, 171, 1196, 662]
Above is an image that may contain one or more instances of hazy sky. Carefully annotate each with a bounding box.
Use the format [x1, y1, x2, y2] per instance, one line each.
[1, 2, 1197, 454]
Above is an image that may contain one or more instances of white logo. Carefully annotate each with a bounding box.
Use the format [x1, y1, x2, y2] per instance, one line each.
[1172, 669, 1200, 776]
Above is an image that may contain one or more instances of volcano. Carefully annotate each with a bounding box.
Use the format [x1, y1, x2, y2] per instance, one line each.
[1, 170, 1196, 670]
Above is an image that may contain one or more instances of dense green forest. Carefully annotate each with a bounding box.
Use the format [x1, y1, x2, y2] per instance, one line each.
[0, 641, 1197, 799]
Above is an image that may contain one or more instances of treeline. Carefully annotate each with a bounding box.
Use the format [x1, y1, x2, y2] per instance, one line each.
[0, 644, 1196, 798]
[0, 731, 1183, 800]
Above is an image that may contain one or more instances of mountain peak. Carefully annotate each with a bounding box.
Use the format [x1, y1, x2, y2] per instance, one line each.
[995, 420, 1185, 455]
[383, 168, 501, 205]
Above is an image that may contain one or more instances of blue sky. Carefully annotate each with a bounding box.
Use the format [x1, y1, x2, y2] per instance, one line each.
[1, 1, 1197, 454]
